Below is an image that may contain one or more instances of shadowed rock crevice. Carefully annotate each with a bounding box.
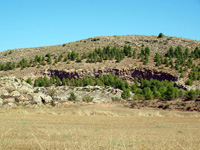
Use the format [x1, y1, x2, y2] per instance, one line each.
[47, 68, 178, 82]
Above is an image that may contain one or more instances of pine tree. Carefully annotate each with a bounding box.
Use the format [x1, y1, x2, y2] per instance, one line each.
[121, 88, 131, 99]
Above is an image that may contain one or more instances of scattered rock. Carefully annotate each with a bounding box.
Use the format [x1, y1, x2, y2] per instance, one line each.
[11, 91, 21, 97]
[0, 89, 9, 96]
[4, 98, 15, 103]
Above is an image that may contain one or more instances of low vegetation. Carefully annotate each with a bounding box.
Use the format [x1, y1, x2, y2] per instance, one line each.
[1, 42, 200, 87]
[32, 74, 200, 101]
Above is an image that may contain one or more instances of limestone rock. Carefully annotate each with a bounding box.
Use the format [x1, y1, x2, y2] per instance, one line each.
[10, 91, 21, 97]
[7, 102, 16, 107]
[4, 98, 15, 103]
[32, 93, 52, 105]
[0, 89, 9, 96]
[0, 98, 3, 106]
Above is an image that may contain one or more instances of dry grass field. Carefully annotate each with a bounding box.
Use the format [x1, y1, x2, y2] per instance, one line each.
[0, 105, 200, 150]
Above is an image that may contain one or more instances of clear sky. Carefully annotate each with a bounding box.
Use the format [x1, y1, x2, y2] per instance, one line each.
[0, 0, 200, 52]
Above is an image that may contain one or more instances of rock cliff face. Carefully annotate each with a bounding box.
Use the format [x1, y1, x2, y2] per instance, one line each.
[47, 68, 178, 82]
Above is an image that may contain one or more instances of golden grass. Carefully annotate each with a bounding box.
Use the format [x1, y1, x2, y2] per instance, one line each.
[0, 106, 200, 149]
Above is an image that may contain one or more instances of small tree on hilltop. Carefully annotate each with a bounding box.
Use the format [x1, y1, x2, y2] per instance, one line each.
[158, 33, 164, 38]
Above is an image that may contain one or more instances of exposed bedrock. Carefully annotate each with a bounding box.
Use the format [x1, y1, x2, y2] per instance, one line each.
[47, 68, 178, 82]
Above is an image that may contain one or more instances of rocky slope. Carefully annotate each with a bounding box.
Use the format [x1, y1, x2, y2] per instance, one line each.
[0, 76, 123, 108]
[0, 76, 199, 112]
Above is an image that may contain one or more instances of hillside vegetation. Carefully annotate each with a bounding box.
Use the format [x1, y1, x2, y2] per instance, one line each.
[1, 35, 200, 63]
[0, 34, 200, 111]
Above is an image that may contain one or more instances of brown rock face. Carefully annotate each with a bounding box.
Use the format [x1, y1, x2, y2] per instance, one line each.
[47, 68, 178, 82]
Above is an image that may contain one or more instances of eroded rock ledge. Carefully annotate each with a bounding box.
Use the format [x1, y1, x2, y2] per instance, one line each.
[47, 68, 178, 82]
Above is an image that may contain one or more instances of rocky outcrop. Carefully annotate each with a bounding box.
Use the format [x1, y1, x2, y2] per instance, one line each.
[48, 68, 178, 82]
[52, 86, 123, 103]
[0, 76, 123, 108]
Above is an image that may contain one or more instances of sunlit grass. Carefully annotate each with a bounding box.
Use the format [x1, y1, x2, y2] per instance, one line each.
[0, 106, 200, 149]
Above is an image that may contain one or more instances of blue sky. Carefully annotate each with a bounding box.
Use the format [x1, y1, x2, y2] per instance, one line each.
[0, 0, 200, 52]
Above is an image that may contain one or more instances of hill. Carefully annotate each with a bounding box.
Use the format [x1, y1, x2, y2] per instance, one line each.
[0, 34, 200, 111]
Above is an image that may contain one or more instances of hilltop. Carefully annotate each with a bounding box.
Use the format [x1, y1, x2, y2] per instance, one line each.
[1, 35, 200, 63]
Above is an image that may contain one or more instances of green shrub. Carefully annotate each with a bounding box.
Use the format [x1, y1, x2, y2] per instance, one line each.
[180, 74, 184, 78]
[82, 96, 93, 103]
[158, 33, 164, 38]
[121, 88, 131, 99]
[68, 92, 76, 101]
[186, 90, 197, 100]
[185, 79, 193, 85]
[111, 97, 121, 102]
[92, 38, 100, 41]
[26, 78, 32, 85]
[50, 100, 56, 107]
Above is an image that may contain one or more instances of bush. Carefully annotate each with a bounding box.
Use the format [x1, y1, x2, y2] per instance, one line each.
[111, 97, 121, 102]
[133, 94, 139, 100]
[158, 33, 164, 38]
[50, 100, 56, 107]
[180, 74, 184, 78]
[68, 92, 76, 101]
[163, 104, 170, 109]
[186, 90, 197, 100]
[26, 78, 32, 85]
[164, 85, 176, 100]
[121, 88, 131, 99]
[82, 96, 93, 103]
[92, 38, 100, 41]
[185, 79, 193, 85]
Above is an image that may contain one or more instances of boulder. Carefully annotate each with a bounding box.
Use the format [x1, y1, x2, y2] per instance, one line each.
[4, 98, 15, 103]
[10, 91, 21, 97]
[0, 98, 3, 106]
[32, 93, 52, 105]
[0, 89, 9, 96]
[7, 102, 16, 107]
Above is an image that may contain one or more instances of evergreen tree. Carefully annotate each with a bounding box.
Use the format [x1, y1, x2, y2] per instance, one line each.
[62, 78, 66, 85]
[184, 48, 189, 59]
[145, 47, 150, 56]
[164, 84, 175, 100]
[133, 50, 136, 59]
[158, 33, 164, 38]
[56, 76, 61, 86]
[186, 90, 197, 100]
[95, 78, 104, 86]
[81, 52, 87, 59]
[71, 50, 77, 61]
[121, 88, 131, 99]
[58, 54, 63, 62]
